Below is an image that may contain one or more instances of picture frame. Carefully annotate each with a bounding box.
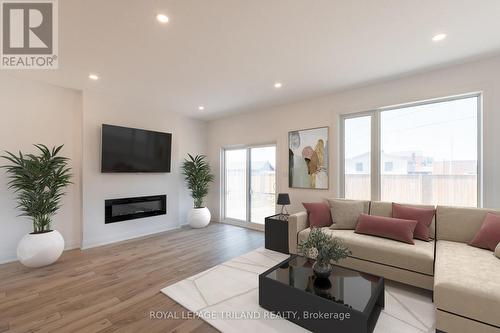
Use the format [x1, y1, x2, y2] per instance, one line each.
[288, 126, 329, 189]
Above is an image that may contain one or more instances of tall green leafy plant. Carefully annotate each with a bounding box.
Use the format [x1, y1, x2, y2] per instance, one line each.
[1, 144, 72, 234]
[182, 154, 214, 208]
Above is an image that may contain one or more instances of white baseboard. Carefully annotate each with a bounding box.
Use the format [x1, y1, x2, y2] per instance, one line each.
[81, 225, 181, 250]
[0, 253, 18, 265]
[65, 239, 82, 250]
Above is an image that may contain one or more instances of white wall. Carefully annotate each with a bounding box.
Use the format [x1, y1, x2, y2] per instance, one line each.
[0, 75, 83, 264]
[81, 91, 207, 248]
[207, 55, 500, 219]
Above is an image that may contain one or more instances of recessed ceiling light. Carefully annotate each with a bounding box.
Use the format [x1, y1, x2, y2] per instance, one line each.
[432, 33, 447, 42]
[198, 106, 205, 111]
[88, 73, 99, 80]
[156, 14, 169, 23]
[274, 82, 283, 88]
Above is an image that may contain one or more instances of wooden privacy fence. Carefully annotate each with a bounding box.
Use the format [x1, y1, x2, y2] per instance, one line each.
[345, 174, 477, 207]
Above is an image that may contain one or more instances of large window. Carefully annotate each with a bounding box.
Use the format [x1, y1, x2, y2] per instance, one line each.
[224, 145, 276, 224]
[342, 94, 480, 207]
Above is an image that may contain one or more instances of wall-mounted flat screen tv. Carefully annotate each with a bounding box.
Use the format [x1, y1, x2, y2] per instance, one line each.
[101, 124, 172, 173]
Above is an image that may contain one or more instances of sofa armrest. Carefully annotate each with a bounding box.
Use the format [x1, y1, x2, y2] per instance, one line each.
[288, 211, 309, 254]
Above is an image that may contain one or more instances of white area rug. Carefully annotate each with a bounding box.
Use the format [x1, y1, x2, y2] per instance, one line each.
[161, 248, 435, 332]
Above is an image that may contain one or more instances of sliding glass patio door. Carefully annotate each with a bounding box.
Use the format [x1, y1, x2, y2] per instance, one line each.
[224, 145, 276, 225]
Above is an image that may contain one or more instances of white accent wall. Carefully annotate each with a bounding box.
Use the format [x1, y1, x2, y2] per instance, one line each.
[206, 55, 500, 219]
[81, 91, 207, 248]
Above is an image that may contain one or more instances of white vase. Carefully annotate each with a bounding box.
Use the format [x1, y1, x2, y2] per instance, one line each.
[188, 207, 211, 228]
[17, 230, 65, 268]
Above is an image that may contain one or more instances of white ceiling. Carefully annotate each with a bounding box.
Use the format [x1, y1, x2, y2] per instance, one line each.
[11, 0, 500, 119]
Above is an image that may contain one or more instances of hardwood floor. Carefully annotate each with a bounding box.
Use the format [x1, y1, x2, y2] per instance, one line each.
[0, 223, 264, 333]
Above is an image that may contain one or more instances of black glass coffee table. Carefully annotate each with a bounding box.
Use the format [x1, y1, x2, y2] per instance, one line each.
[259, 255, 384, 333]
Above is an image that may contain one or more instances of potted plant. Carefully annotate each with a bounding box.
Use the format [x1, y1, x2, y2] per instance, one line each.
[298, 228, 351, 278]
[181, 154, 214, 228]
[1, 144, 72, 267]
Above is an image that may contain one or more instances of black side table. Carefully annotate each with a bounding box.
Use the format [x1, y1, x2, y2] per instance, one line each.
[265, 214, 289, 254]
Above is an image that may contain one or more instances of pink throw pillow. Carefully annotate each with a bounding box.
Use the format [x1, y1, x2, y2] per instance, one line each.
[355, 213, 418, 244]
[469, 213, 500, 251]
[392, 203, 436, 241]
[302, 202, 332, 227]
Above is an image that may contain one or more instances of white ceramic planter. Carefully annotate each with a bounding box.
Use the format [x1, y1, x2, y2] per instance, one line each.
[188, 207, 211, 228]
[17, 230, 65, 268]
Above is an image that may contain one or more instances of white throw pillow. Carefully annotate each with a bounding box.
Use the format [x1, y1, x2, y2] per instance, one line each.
[328, 199, 367, 230]
[495, 243, 500, 259]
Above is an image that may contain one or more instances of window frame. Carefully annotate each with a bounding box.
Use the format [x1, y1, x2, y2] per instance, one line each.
[339, 93, 483, 207]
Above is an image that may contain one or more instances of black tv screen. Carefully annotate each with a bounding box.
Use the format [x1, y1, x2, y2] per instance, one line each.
[101, 124, 172, 173]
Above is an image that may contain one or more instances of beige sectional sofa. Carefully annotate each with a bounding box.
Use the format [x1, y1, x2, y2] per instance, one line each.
[288, 199, 500, 333]
[434, 206, 500, 333]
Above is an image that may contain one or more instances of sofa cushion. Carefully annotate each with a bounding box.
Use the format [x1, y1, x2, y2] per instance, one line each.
[298, 228, 435, 275]
[302, 202, 332, 227]
[326, 198, 370, 213]
[355, 213, 417, 244]
[327, 199, 368, 229]
[436, 206, 500, 243]
[435, 240, 500, 327]
[469, 213, 500, 251]
[392, 203, 435, 241]
[370, 201, 436, 239]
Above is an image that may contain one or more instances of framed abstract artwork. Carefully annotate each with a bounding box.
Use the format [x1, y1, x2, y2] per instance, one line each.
[288, 126, 329, 189]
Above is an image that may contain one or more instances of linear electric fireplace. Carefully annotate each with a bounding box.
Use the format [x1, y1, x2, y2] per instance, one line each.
[105, 195, 167, 224]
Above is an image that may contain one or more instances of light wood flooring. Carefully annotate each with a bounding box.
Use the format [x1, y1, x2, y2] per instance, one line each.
[0, 223, 264, 333]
